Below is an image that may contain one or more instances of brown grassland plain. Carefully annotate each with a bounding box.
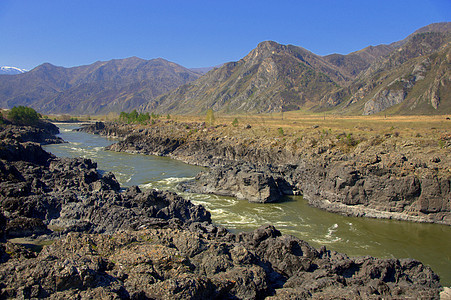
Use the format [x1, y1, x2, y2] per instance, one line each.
[171, 112, 451, 148]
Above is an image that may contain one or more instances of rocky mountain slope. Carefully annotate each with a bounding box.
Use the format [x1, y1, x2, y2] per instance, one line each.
[143, 22, 450, 115]
[328, 30, 451, 115]
[0, 57, 200, 115]
[0, 122, 444, 298]
[144, 41, 358, 114]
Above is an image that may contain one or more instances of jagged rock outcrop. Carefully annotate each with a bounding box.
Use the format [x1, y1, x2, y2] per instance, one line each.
[181, 163, 284, 203]
[0, 123, 211, 238]
[363, 89, 406, 115]
[0, 225, 443, 299]
[0, 120, 63, 145]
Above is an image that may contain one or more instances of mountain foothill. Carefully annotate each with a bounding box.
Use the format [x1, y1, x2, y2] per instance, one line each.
[0, 22, 449, 116]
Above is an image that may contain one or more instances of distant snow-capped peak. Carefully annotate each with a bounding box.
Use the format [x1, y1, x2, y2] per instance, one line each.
[0, 66, 28, 75]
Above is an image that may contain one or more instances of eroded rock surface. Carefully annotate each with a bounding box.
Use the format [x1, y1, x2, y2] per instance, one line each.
[0, 225, 442, 299]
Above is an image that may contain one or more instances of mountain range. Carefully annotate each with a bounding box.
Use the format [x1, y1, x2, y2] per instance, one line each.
[0, 22, 449, 116]
[0, 58, 200, 115]
[144, 22, 450, 115]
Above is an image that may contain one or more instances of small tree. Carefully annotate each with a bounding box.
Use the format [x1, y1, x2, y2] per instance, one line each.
[206, 109, 215, 126]
[232, 118, 239, 127]
[129, 110, 139, 122]
[8, 106, 40, 125]
[119, 111, 129, 123]
[137, 112, 150, 124]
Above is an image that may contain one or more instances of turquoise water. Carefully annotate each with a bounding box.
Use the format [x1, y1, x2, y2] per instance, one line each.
[44, 123, 451, 286]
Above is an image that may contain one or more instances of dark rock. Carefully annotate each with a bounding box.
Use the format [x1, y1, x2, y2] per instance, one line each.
[0, 140, 54, 165]
[0, 122, 63, 145]
[0, 212, 6, 242]
[181, 163, 283, 203]
[0, 126, 211, 239]
[5, 217, 50, 238]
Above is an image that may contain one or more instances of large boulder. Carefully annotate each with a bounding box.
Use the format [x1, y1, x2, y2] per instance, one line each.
[180, 163, 283, 203]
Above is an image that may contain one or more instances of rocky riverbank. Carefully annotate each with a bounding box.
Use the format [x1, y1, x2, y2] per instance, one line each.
[0, 120, 63, 145]
[0, 122, 446, 298]
[79, 121, 450, 225]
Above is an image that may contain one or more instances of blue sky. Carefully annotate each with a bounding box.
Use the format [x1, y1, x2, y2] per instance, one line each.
[0, 0, 449, 70]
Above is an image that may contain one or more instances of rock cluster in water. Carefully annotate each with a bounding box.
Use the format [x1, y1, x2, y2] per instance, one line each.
[80, 121, 450, 225]
[0, 122, 444, 298]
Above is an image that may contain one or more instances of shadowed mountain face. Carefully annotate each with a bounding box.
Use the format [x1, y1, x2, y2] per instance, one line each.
[142, 22, 450, 115]
[0, 57, 200, 115]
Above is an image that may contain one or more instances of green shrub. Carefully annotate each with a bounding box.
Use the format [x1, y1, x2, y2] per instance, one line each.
[345, 133, 358, 146]
[119, 110, 151, 124]
[277, 127, 284, 136]
[232, 118, 239, 127]
[7, 106, 40, 125]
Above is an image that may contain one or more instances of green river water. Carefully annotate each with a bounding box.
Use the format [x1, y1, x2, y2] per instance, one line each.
[44, 123, 451, 286]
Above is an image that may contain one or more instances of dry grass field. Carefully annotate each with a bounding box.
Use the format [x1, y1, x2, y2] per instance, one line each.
[170, 112, 450, 143]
